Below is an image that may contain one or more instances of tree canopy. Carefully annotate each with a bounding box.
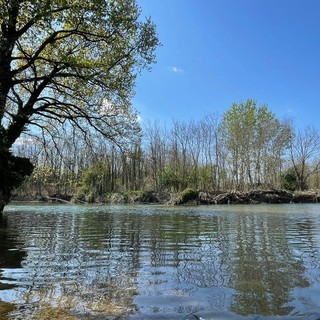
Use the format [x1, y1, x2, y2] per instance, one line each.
[0, 0, 159, 212]
[220, 100, 291, 189]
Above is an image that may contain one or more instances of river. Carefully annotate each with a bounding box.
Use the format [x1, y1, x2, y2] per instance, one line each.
[1, 203, 320, 319]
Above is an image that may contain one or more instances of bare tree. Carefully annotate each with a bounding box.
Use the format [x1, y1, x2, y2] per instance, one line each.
[289, 126, 320, 190]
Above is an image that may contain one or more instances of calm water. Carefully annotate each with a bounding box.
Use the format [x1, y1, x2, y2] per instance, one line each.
[1, 204, 320, 319]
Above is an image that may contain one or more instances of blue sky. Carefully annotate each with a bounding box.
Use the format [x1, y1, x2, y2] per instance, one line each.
[134, 0, 320, 129]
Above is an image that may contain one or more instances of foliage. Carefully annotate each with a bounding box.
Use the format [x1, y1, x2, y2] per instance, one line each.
[198, 164, 213, 189]
[158, 165, 182, 191]
[1, 0, 159, 148]
[0, 152, 33, 211]
[12, 101, 320, 201]
[220, 99, 291, 190]
[179, 187, 199, 204]
[139, 190, 158, 203]
[281, 168, 299, 191]
[0, 0, 159, 210]
[31, 165, 53, 194]
[75, 161, 110, 201]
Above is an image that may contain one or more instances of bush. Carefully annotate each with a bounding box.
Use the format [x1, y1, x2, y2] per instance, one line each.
[140, 190, 158, 203]
[281, 169, 298, 191]
[177, 188, 199, 204]
[85, 192, 95, 203]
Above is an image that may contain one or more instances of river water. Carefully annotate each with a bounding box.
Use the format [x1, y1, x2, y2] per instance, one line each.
[1, 203, 320, 319]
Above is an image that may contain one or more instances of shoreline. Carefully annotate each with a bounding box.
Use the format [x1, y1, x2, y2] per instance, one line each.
[11, 189, 320, 206]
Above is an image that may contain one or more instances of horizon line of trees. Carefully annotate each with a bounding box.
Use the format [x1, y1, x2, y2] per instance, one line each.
[12, 100, 320, 201]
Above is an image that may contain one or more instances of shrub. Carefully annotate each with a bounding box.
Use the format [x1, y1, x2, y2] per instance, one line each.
[281, 169, 298, 191]
[178, 188, 199, 204]
[140, 190, 158, 203]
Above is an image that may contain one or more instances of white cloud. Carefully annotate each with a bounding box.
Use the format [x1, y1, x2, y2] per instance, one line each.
[171, 66, 184, 73]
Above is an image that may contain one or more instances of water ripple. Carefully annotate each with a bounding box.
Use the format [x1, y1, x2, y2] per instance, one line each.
[1, 204, 320, 319]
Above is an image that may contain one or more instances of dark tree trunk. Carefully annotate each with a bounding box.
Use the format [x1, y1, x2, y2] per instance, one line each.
[0, 150, 33, 213]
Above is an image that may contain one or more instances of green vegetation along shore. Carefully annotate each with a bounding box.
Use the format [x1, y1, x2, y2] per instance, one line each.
[11, 189, 320, 206]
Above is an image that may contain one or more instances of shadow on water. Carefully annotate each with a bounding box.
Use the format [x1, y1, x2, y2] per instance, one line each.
[0, 214, 26, 270]
[0, 204, 320, 319]
[0, 214, 26, 319]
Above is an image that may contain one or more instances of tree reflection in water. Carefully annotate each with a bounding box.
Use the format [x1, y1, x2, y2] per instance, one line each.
[0, 204, 319, 319]
[229, 213, 309, 315]
[0, 214, 26, 318]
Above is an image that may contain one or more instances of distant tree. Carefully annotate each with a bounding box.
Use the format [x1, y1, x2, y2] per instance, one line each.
[289, 126, 320, 190]
[144, 120, 168, 190]
[0, 0, 159, 212]
[220, 100, 290, 190]
[199, 114, 223, 190]
[220, 100, 256, 189]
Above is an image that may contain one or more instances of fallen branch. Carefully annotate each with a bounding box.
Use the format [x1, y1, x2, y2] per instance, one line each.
[46, 197, 72, 204]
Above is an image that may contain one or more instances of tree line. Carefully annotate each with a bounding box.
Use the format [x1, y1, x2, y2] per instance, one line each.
[13, 100, 320, 201]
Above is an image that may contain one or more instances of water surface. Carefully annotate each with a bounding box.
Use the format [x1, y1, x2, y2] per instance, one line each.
[1, 203, 320, 319]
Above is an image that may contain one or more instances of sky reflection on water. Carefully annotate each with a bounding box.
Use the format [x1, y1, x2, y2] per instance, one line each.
[1, 203, 320, 319]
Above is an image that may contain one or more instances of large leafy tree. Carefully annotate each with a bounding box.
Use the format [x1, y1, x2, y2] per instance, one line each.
[221, 100, 291, 190]
[0, 0, 159, 212]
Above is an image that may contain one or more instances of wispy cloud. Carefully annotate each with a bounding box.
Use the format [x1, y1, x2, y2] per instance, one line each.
[286, 108, 293, 114]
[170, 66, 184, 73]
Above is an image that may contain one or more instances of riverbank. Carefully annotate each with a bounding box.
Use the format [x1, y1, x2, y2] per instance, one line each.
[197, 189, 320, 205]
[11, 189, 320, 205]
